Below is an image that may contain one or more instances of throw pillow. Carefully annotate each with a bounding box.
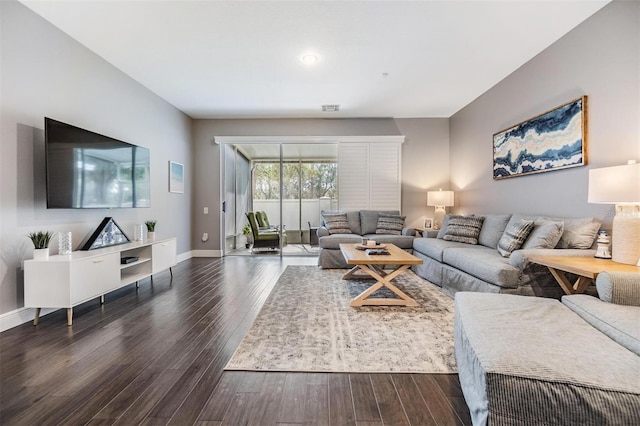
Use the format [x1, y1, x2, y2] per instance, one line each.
[556, 217, 601, 249]
[497, 220, 535, 257]
[323, 213, 352, 234]
[375, 213, 406, 235]
[436, 214, 451, 239]
[442, 215, 485, 245]
[522, 220, 564, 249]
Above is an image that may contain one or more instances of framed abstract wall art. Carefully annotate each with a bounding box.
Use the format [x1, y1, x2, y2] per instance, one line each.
[169, 161, 184, 193]
[493, 96, 587, 180]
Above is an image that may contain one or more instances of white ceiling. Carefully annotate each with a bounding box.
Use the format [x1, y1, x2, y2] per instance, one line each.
[21, 0, 610, 119]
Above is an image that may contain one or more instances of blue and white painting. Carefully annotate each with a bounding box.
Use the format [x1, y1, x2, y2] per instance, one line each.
[493, 97, 586, 179]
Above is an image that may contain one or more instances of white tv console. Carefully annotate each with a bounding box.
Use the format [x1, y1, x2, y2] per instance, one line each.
[24, 237, 177, 326]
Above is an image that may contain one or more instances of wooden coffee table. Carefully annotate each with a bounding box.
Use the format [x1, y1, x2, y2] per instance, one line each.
[339, 243, 423, 307]
[528, 255, 640, 295]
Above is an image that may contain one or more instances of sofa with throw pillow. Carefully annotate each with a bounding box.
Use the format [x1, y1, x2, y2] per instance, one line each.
[317, 210, 416, 268]
[412, 213, 601, 298]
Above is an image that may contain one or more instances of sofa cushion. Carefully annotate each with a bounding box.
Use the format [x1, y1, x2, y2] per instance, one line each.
[497, 220, 534, 257]
[318, 234, 363, 249]
[360, 210, 399, 235]
[562, 294, 640, 356]
[444, 247, 520, 288]
[375, 213, 405, 235]
[522, 220, 565, 249]
[413, 237, 473, 262]
[478, 214, 512, 248]
[323, 213, 352, 234]
[442, 215, 485, 245]
[321, 210, 361, 234]
[362, 234, 414, 249]
[556, 217, 600, 249]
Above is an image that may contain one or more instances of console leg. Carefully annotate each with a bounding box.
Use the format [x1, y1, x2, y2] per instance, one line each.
[136, 281, 139, 288]
[100, 295, 105, 305]
[169, 267, 173, 277]
[67, 308, 73, 326]
[33, 308, 41, 326]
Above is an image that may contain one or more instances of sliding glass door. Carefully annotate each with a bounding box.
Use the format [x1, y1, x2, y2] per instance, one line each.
[222, 141, 337, 257]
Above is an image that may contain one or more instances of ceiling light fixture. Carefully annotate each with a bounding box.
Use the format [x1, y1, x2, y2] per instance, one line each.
[300, 53, 319, 66]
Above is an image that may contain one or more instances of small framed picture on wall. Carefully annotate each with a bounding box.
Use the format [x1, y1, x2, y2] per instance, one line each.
[424, 218, 434, 230]
[169, 161, 184, 193]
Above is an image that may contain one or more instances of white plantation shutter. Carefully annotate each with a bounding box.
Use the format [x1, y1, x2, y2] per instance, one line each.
[338, 140, 402, 211]
[338, 143, 370, 210]
[370, 143, 401, 210]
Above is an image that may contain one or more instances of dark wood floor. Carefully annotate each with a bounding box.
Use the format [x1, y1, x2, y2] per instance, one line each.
[0, 257, 471, 425]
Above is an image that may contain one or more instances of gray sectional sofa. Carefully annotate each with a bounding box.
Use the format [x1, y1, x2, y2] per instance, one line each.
[412, 213, 601, 298]
[455, 271, 640, 425]
[317, 210, 415, 269]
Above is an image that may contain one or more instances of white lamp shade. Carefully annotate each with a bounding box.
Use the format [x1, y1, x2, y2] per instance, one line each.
[427, 190, 454, 207]
[588, 163, 640, 204]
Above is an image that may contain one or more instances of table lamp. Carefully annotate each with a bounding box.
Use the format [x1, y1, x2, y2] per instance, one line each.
[588, 160, 640, 265]
[427, 189, 454, 230]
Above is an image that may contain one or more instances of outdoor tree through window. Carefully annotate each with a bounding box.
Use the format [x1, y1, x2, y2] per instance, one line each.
[253, 162, 337, 200]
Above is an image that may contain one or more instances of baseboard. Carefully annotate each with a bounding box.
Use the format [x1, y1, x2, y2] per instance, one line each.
[177, 251, 193, 263]
[0, 307, 58, 332]
[192, 250, 223, 257]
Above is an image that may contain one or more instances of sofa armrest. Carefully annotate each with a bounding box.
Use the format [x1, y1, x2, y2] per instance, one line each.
[317, 226, 330, 238]
[508, 248, 597, 270]
[423, 230, 439, 238]
[596, 271, 640, 306]
[402, 227, 416, 237]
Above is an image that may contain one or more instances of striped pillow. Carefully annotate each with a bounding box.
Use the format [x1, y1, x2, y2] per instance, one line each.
[442, 215, 485, 245]
[497, 220, 535, 257]
[323, 213, 351, 234]
[376, 214, 406, 235]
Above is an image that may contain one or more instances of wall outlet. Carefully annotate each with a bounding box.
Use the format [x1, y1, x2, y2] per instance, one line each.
[203, 207, 209, 214]
[202, 233, 208, 242]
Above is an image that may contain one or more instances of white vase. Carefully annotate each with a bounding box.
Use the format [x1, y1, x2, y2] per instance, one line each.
[33, 248, 49, 260]
[147, 231, 155, 241]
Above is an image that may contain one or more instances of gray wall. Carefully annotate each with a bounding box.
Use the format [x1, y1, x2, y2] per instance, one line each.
[395, 118, 450, 229]
[0, 1, 193, 315]
[192, 118, 451, 250]
[449, 0, 639, 227]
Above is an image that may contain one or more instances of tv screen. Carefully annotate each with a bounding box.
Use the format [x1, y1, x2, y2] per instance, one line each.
[45, 118, 150, 209]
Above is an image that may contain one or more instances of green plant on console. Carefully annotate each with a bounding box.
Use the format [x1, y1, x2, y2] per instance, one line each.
[145, 221, 157, 232]
[27, 231, 54, 249]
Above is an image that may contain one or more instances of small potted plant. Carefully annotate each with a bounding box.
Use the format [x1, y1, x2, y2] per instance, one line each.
[145, 220, 157, 241]
[27, 231, 54, 260]
[242, 223, 252, 248]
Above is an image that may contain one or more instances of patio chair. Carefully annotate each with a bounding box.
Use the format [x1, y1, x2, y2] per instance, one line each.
[246, 212, 280, 251]
[256, 211, 287, 245]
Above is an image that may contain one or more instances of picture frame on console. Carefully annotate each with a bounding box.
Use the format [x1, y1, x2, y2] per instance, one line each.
[424, 218, 434, 230]
[493, 96, 587, 180]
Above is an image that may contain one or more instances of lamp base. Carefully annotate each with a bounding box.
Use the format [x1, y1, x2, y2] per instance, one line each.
[612, 205, 640, 265]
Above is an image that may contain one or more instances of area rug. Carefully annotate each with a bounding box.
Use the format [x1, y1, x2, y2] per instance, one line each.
[225, 266, 456, 373]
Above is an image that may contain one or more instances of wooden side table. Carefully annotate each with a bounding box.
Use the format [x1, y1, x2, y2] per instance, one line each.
[528, 255, 640, 295]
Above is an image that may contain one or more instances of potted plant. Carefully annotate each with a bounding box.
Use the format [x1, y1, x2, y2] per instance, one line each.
[242, 223, 252, 248]
[27, 231, 54, 260]
[145, 220, 157, 240]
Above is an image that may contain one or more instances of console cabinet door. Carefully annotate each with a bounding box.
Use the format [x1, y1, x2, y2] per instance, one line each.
[70, 253, 119, 304]
[152, 239, 177, 274]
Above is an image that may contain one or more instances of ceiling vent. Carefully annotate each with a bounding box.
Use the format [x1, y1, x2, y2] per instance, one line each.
[322, 104, 340, 112]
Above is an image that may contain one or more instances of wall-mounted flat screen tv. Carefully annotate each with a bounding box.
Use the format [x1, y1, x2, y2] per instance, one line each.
[45, 118, 150, 209]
